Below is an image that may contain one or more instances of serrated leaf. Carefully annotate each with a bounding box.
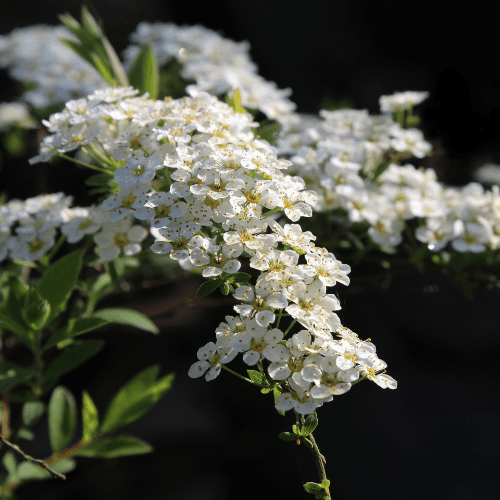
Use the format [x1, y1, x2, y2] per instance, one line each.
[100, 366, 174, 434]
[278, 432, 297, 441]
[82, 391, 99, 442]
[303, 482, 323, 494]
[42, 340, 104, 394]
[76, 435, 153, 458]
[44, 316, 110, 350]
[49, 386, 77, 453]
[93, 308, 158, 334]
[37, 249, 85, 323]
[195, 279, 222, 298]
[128, 45, 159, 100]
[302, 412, 318, 436]
[226, 272, 251, 283]
[22, 401, 46, 427]
[246, 370, 265, 386]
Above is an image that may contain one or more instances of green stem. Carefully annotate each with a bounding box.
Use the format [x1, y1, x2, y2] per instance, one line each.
[300, 415, 331, 500]
[283, 318, 298, 338]
[221, 364, 254, 384]
[275, 309, 283, 330]
[45, 235, 66, 264]
[105, 261, 120, 289]
[57, 152, 108, 173]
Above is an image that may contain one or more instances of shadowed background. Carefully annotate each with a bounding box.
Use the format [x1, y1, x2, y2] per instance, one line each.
[1, 1, 499, 499]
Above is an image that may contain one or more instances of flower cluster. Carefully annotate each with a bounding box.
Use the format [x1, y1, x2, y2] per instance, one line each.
[123, 22, 298, 125]
[30, 85, 396, 414]
[277, 92, 500, 253]
[0, 25, 106, 108]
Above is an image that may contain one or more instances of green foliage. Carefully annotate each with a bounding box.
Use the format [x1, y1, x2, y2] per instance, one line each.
[303, 480, 330, 499]
[0, 363, 35, 393]
[44, 316, 110, 350]
[196, 279, 222, 298]
[247, 370, 265, 386]
[22, 401, 46, 427]
[22, 288, 51, 331]
[255, 121, 282, 146]
[37, 249, 85, 323]
[42, 340, 104, 394]
[49, 386, 77, 453]
[128, 45, 159, 100]
[100, 366, 174, 433]
[278, 432, 297, 441]
[82, 391, 99, 442]
[75, 435, 153, 458]
[225, 89, 247, 113]
[301, 412, 318, 436]
[16, 459, 76, 481]
[93, 307, 159, 334]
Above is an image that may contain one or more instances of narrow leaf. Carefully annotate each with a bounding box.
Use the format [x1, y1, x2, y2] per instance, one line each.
[44, 316, 110, 350]
[0, 312, 33, 348]
[81, 6, 103, 37]
[93, 308, 158, 334]
[49, 386, 77, 453]
[0, 363, 35, 392]
[100, 366, 174, 433]
[22, 288, 51, 331]
[195, 280, 222, 298]
[101, 36, 129, 86]
[42, 340, 104, 394]
[90, 51, 116, 85]
[226, 272, 251, 283]
[17, 458, 76, 480]
[38, 249, 85, 322]
[85, 173, 114, 186]
[301, 412, 318, 436]
[278, 432, 297, 441]
[82, 391, 99, 442]
[76, 435, 153, 458]
[128, 45, 159, 99]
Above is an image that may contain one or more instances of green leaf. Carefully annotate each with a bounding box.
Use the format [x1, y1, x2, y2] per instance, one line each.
[85, 172, 114, 186]
[0, 312, 33, 348]
[226, 272, 251, 283]
[195, 279, 222, 298]
[301, 412, 318, 436]
[44, 316, 110, 350]
[373, 160, 391, 180]
[278, 432, 297, 441]
[273, 387, 285, 416]
[246, 370, 265, 386]
[2, 451, 18, 482]
[22, 401, 46, 427]
[90, 51, 116, 85]
[93, 308, 159, 334]
[76, 435, 153, 458]
[320, 479, 330, 489]
[80, 5, 103, 37]
[128, 45, 159, 100]
[220, 282, 230, 295]
[302, 437, 313, 449]
[100, 366, 174, 434]
[17, 458, 76, 481]
[49, 386, 77, 453]
[17, 428, 35, 441]
[0, 363, 34, 392]
[37, 249, 85, 322]
[255, 121, 281, 145]
[82, 391, 99, 442]
[303, 482, 323, 494]
[22, 287, 51, 331]
[42, 340, 104, 394]
[101, 36, 129, 86]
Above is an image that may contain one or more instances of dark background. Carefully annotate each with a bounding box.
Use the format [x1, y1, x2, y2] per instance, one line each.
[1, 1, 500, 499]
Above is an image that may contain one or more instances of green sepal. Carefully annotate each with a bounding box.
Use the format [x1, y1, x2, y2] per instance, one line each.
[278, 432, 297, 441]
[82, 391, 100, 442]
[22, 401, 46, 427]
[44, 316, 110, 350]
[22, 287, 51, 331]
[226, 272, 251, 284]
[93, 307, 159, 334]
[76, 435, 153, 458]
[301, 412, 318, 436]
[196, 279, 222, 298]
[100, 366, 174, 434]
[128, 45, 159, 100]
[37, 248, 85, 323]
[42, 340, 104, 394]
[48, 386, 77, 453]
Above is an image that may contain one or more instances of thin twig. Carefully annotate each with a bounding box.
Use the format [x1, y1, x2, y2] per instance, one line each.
[0, 436, 66, 480]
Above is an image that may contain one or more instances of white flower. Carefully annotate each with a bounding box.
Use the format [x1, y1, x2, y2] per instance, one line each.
[188, 342, 237, 381]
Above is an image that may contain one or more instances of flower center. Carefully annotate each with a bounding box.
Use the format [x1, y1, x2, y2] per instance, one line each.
[321, 373, 339, 388]
[132, 165, 146, 177]
[245, 190, 261, 204]
[154, 204, 171, 218]
[204, 196, 219, 209]
[252, 297, 268, 312]
[121, 194, 136, 209]
[210, 179, 227, 192]
[209, 353, 221, 367]
[113, 232, 129, 248]
[250, 338, 266, 352]
[287, 358, 304, 373]
[29, 239, 44, 254]
[209, 253, 227, 268]
[78, 219, 93, 230]
[172, 237, 188, 250]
